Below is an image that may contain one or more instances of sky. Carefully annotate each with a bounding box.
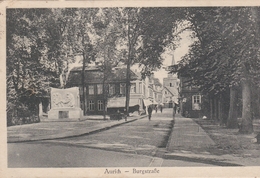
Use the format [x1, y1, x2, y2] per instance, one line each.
[154, 30, 193, 84]
[69, 30, 194, 84]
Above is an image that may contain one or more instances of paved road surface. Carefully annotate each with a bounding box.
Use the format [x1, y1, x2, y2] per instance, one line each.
[7, 109, 213, 167]
[8, 142, 211, 167]
[8, 142, 153, 167]
[46, 110, 174, 156]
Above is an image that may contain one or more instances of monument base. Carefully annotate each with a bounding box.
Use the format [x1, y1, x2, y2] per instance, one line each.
[48, 107, 83, 120]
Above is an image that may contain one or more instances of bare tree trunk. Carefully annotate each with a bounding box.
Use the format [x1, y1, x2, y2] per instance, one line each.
[227, 87, 238, 128]
[210, 96, 213, 120]
[82, 53, 86, 115]
[213, 97, 218, 123]
[125, 63, 131, 116]
[102, 72, 109, 120]
[125, 10, 131, 116]
[255, 89, 260, 119]
[251, 84, 260, 120]
[218, 94, 223, 126]
[239, 79, 253, 134]
[102, 77, 106, 120]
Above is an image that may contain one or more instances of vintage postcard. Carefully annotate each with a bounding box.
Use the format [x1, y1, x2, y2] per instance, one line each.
[1, 0, 260, 178]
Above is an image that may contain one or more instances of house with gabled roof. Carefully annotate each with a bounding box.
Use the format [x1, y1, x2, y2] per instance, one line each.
[167, 57, 205, 118]
[66, 65, 140, 115]
[150, 76, 163, 104]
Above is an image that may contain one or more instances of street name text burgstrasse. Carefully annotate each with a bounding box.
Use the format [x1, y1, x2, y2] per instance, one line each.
[133, 168, 160, 174]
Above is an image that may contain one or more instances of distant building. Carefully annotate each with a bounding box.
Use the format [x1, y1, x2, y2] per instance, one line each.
[163, 55, 179, 108]
[152, 77, 163, 104]
[131, 65, 163, 113]
[167, 56, 206, 118]
[66, 66, 139, 115]
[130, 69, 149, 114]
[178, 76, 205, 118]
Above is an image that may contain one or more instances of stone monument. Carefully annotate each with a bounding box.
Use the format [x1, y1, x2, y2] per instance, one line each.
[48, 87, 83, 120]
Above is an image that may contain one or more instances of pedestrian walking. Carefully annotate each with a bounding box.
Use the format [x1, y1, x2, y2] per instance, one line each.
[160, 105, 163, 113]
[173, 105, 176, 118]
[173, 103, 176, 125]
[173, 103, 177, 114]
[148, 105, 152, 121]
[155, 105, 158, 113]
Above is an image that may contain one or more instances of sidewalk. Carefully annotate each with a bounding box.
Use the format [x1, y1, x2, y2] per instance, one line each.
[165, 115, 260, 166]
[7, 115, 146, 143]
[166, 116, 218, 160]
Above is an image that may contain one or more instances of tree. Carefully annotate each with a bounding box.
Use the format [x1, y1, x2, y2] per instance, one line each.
[6, 9, 63, 124]
[175, 7, 260, 133]
[120, 7, 182, 116]
[94, 8, 124, 119]
[7, 9, 51, 101]
[6, 8, 79, 123]
[44, 9, 76, 88]
[67, 8, 99, 115]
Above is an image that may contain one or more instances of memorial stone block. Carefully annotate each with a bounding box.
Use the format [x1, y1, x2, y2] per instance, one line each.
[48, 87, 83, 120]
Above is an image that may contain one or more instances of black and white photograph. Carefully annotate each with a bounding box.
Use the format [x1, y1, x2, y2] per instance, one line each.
[2, 1, 260, 177]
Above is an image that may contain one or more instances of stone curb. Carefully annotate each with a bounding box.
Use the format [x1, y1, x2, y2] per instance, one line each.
[8, 115, 147, 143]
[165, 117, 176, 150]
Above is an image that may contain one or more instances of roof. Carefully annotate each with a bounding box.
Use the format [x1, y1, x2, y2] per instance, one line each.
[66, 66, 138, 86]
[163, 86, 177, 96]
[133, 70, 142, 80]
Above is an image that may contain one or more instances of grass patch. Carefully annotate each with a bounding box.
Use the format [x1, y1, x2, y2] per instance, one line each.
[193, 118, 260, 157]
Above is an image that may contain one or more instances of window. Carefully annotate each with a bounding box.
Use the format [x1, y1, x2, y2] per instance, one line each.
[88, 85, 94, 95]
[109, 84, 115, 95]
[139, 83, 142, 93]
[120, 83, 126, 95]
[89, 100, 94, 111]
[97, 84, 103, 94]
[130, 83, 136, 93]
[192, 95, 201, 110]
[193, 95, 201, 103]
[79, 86, 83, 95]
[149, 88, 153, 97]
[98, 100, 103, 111]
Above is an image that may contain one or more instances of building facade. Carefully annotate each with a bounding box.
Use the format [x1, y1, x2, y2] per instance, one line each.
[66, 66, 139, 115]
[129, 70, 148, 113]
[130, 64, 163, 113]
[162, 54, 180, 108]
[162, 73, 179, 108]
[178, 76, 207, 118]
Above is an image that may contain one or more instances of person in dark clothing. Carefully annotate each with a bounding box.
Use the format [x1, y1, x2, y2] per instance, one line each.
[172, 103, 176, 125]
[148, 106, 153, 120]
[173, 103, 177, 114]
[160, 105, 163, 113]
[173, 104, 176, 118]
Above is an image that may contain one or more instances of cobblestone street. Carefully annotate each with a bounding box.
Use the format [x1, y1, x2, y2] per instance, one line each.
[41, 110, 174, 156]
